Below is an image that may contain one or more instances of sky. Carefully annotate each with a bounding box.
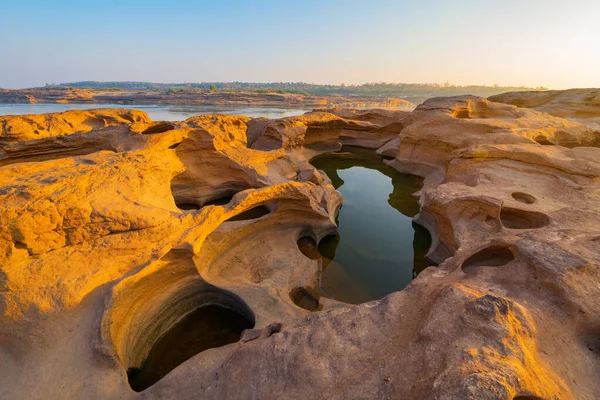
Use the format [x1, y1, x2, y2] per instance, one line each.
[1, 0, 599, 89]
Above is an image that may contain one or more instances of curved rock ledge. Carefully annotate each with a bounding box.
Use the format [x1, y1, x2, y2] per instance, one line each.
[0, 97, 598, 399]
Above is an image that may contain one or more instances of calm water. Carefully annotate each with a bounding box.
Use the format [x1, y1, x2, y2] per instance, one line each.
[309, 148, 432, 304]
[0, 103, 309, 121]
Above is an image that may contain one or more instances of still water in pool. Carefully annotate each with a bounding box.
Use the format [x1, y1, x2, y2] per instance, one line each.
[308, 148, 432, 304]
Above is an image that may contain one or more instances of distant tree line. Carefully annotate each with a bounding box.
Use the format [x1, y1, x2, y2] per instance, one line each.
[54, 81, 547, 98]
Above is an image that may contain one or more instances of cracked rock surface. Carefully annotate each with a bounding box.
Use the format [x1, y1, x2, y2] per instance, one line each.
[0, 98, 598, 399]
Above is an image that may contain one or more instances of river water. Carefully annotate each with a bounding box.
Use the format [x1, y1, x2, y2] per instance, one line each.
[0, 103, 309, 120]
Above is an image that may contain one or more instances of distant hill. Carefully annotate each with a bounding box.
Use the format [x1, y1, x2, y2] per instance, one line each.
[56, 81, 547, 100]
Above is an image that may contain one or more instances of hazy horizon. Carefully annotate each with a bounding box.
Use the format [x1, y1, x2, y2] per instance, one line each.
[1, 0, 599, 90]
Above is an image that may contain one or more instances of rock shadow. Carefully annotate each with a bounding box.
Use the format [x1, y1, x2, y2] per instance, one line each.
[461, 244, 516, 274]
[500, 207, 550, 229]
[511, 192, 537, 204]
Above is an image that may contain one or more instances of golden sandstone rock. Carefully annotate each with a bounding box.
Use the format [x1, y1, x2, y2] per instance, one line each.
[489, 88, 600, 130]
[0, 96, 598, 399]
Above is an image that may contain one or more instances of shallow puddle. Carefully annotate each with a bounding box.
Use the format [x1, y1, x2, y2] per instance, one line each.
[309, 147, 432, 304]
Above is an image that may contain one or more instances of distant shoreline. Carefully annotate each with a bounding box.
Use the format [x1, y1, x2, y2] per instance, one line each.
[0, 87, 416, 110]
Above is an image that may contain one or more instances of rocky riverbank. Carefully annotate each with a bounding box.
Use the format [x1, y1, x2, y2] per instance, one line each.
[0, 87, 414, 110]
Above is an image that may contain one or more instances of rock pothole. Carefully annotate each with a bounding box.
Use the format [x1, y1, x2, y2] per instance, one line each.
[225, 204, 273, 222]
[297, 236, 320, 260]
[103, 252, 255, 392]
[173, 188, 247, 212]
[500, 207, 550, 229]
[461, 244, 516, 274]
[511, 192, 537, 204]
[290, 287, 321, 311]
[127, 302, 254, 392]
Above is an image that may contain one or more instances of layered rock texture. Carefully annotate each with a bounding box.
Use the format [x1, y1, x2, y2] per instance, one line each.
[0, 97, 599, 399]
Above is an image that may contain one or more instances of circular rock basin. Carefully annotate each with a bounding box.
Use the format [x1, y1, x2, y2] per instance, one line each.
[309, 147, 432, 304]
[127, 303, 254, 392]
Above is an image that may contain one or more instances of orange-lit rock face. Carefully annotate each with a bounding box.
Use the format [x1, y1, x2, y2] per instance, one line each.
[0, 108, 150, 142]
[0, 98, 598, 400]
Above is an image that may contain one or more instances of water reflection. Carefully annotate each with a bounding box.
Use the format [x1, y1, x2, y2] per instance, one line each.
[0, 103, 309, 121]
[309, 147, 432, 304]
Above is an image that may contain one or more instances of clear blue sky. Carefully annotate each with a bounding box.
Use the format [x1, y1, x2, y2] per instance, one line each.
[1, 0, 598, 89]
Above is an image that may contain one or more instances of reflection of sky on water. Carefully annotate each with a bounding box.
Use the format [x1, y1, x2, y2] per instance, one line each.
[310, 150, 432, 304]
[0, 103, 309, 121]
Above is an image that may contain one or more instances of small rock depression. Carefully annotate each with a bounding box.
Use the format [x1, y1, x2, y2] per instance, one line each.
[461, 244, 516, 274]
[225, 203, 273, 222]
[512, 192, 537, 204]
[500, 207, 550, 229]
[290, 287, 321, 311]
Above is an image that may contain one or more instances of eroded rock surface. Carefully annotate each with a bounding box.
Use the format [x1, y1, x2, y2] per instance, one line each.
[489, 88, 600, 130]
[0, 99, 598, 400]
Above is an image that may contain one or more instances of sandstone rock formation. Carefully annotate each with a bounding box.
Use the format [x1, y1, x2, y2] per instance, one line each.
[0, 98, 598, 399]
[489, 88, 600, 130]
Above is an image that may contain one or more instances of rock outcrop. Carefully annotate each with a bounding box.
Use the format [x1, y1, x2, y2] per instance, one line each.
[379, 96, 600, 178]
[489, 88, 600, 130]
[0, 98, 598, 400]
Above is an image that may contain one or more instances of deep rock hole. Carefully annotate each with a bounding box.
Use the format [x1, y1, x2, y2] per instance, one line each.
[461, 245, 515, 274]
[225, 204, 272, 222]
[127, 293, 255, 392]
